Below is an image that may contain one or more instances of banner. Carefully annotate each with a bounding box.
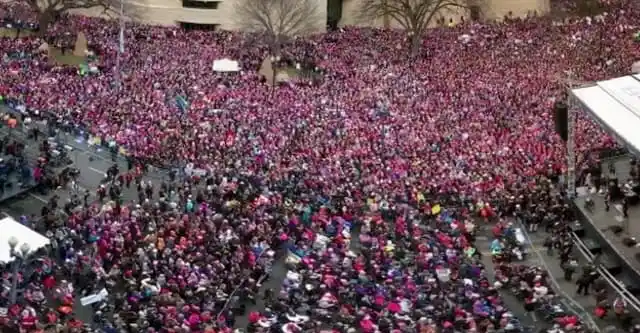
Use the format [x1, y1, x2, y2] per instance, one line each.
[176, 95, 189, 114]
[78, 63, 89, 76]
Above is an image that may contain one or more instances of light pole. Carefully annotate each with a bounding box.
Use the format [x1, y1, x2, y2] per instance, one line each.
[269, 55, 280, 92]
[8, 236, 32, 305]
[295, 62, 302, 79]
[115, 0, 125, 91]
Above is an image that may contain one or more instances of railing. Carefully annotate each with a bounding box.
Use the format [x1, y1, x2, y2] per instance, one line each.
[568, 197, 640, 315]
[596, 148, 629, 161]
[515, 218, 601, 332]
[0, 99, 174, 181]
[571, 231, 640, 314]
[215, 247, 273, 319]
[0, 98, 184, 174]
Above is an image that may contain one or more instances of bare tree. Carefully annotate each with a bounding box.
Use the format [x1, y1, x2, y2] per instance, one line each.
[575, 0, 605, 16]
[359, 0, 469, 55]
[234, 0, 320, 54]
[21, 0, 120, 36]
[550, 0, 606, 19]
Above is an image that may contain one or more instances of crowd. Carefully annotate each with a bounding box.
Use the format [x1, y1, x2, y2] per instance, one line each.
[2, 164, 281, 332]
[0, 0, 639, 331]
[2, 1, 638, 179]
[256, 195, 588, 333]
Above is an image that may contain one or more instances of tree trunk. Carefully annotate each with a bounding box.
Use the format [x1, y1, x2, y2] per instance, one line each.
[37, 11, 53, 38]
[269, 34, 282, 56]
[410, 33, 421, 56]
[382, 0, 390, 28]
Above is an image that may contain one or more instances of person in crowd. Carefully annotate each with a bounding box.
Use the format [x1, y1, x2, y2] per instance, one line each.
[576, 270, 594, 296]
[623, 196, 630, 218]
[562, 257, 578, 281]
[0, 0, 638, 331]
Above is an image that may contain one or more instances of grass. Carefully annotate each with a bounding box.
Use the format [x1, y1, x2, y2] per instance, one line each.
[0, 27, 36, 38]
[280, 66, 324, 81]
[0, 27, 86, 66]
[280, 66, 301, 78]
[47, 47, 86, 66]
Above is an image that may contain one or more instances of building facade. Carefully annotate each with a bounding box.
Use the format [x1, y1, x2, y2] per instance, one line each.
[73, 0, 550, 31]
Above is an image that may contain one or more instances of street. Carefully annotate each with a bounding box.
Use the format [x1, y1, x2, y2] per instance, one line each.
[0, 119, 167, 324]
[520, 222, 621, 332]
[0, 104, 619, 331]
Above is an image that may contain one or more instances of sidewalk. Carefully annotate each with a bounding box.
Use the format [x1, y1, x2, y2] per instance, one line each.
[474, 230, 543, 329]
[0, 104, 170, 181]
[521, 223, 621, 332]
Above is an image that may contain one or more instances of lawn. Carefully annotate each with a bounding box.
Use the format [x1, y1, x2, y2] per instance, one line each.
[47, 47, 86, 66]
[0, 27, 36, 38]
[0, 27, 87, 66]
[280, 66, 300, 78]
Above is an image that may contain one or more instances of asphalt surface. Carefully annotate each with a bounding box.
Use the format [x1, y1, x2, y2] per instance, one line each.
[220, 215, 599, 331]
[474, 227, 543, 330]
[0, 103, 618, 331]
[0, 126, 128, 215]
[519, 221, 621, 332]
[0, 106, 279, 329]
[235, 216, 548, 331]
[0, 116, 168, 325]
[233, 248, 288, 329]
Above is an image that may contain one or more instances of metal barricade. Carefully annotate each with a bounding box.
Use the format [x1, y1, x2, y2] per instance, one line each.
[516, 218, 601, 332]
[0, 99, 177, 176]
[215, 247, 274, 319]
[571, 231, 640, 314]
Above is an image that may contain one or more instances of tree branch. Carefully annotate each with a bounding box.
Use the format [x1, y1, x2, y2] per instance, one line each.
[359, 0, 468, 54]
[359, 0, 413, 30]
[234, 0, 319, 52]
[417, 0, 466, 31]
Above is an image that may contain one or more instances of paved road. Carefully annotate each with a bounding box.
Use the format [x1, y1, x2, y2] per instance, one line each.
[0, 128, 123, 212]
[519, 221, 621, 332]
[0, 104, 610, 331]
[0, 121, 168, 325]
[0, 113, 283, 329]
[238, 217, 547, 332]
[474, 228, 543, 330]
[233, 250, 288, 329]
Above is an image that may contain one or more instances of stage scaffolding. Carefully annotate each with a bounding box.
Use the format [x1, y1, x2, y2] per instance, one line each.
[562, 71, 589, 199]
[566, 74, 640, 200]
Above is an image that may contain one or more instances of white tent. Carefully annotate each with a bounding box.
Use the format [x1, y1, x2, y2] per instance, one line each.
[212, 59, 240, 72]
[571, 74, 640, 155]
[0, 217, 50, 263]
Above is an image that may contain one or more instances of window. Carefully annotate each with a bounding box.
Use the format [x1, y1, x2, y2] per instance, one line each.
[179, 22, 219, 31]
[182, 0, 219, 9]
[469, 5, 481, 21]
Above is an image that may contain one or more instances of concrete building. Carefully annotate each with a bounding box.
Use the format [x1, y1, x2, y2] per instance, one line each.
[341, 0, 551, 28]
[73, 0, 550, 31]
[480, 0, 550, 20]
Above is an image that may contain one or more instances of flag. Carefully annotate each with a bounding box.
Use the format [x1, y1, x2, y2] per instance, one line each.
[176, 95, 189, 114]
[79, 63, 89, 76]
[119, 26, 125, 53]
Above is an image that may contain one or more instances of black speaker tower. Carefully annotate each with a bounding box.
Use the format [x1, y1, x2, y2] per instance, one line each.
[554, 101, 568, 141]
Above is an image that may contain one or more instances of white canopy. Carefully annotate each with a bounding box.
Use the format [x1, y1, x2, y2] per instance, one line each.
[0, 217, 50, 263]
[571, 75, 640, 155]
[212, 59, 240, 72]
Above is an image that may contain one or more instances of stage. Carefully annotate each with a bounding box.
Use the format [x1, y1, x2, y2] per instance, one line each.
[0, 173, 35, 203]
[572, 156, 640, 294]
